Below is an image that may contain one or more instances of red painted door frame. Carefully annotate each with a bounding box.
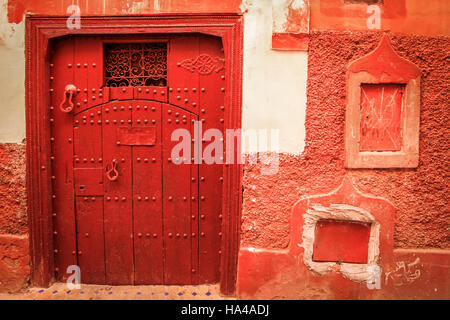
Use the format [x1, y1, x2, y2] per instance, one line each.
[25, 14, 243, 296]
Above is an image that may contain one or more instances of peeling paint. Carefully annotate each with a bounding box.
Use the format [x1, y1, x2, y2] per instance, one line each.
[272, 0, 309, 34]
[0, 0, 24, 55]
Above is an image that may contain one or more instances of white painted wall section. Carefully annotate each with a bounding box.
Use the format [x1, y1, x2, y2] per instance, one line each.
[0, 0, 25, 143]
[241, 0, 307, 154]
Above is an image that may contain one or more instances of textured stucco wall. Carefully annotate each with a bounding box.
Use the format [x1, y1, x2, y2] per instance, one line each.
[241, 31, 450, 250]
[0, 143, 27, 234]
[0, 143, 28, 292]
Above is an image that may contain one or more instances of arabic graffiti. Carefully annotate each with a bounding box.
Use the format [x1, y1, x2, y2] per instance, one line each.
[385, 257, 422, 286]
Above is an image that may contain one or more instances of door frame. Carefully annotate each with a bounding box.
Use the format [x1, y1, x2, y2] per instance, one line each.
[25, 14, 243, 296]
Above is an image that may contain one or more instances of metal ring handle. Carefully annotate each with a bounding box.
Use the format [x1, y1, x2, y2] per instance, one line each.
[106, 159, 119, 181]
[59, 84, 77, 113]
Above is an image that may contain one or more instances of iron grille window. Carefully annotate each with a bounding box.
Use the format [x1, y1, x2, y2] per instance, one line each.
[104, 43, 167, 87]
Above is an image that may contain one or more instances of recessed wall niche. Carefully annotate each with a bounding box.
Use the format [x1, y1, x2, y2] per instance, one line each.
[345, 35, 421, 168]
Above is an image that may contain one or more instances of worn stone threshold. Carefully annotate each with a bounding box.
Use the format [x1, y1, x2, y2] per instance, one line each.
[0, 282, 235, 300]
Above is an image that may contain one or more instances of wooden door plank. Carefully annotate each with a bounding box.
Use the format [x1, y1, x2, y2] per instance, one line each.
[162, 104, 194, 284]
[72, 103, 105, 283]
[73, 110, 102, 169]
[167, 35, 200, 113]
[75, 196, 106, 283]
[102, 101, 134, 285]
[74, 37, 106, 113]
[198, 35, 225, 284]
[132, 100, 164, 284]
[190, 113, 200, 284]
[50, 37, 77, 281]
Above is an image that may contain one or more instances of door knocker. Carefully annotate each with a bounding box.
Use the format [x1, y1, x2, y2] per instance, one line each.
[106, 159, 119, 181]
[59, 84, 77, 113]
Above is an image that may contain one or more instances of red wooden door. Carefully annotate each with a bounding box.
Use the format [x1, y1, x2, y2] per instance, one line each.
[50, 34, 224, 285]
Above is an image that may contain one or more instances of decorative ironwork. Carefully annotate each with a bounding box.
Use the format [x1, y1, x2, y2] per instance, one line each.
[104, 43, 167, 87]
[179, 54, 225, 75]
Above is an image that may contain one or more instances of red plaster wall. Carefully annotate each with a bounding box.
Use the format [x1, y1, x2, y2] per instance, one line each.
[7, 0, 242, 23]
[0, 143, 28, 292]
[310, 0, 450, 36]
[0, 144, 27, 235]
[241, 31, 449, 250]
[0, 234, 29, 292]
